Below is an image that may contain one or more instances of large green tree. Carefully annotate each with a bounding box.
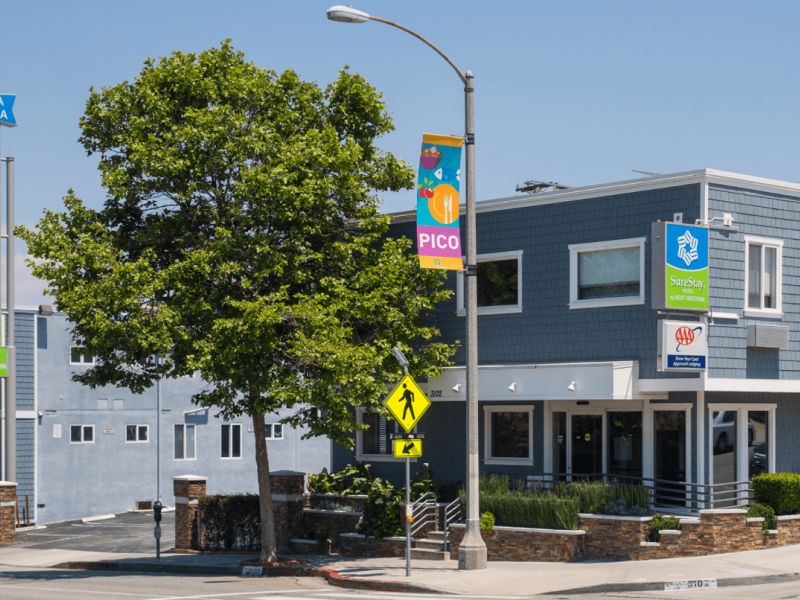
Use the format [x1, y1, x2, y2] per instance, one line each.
[19, 41, 455, 561]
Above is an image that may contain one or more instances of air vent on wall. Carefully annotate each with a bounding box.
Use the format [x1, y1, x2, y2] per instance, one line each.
[747, 324, 789, 349]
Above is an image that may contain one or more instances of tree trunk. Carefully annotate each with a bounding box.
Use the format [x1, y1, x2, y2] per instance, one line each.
[253, 412, 277, 562]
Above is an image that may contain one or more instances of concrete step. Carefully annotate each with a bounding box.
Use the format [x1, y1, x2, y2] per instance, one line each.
[415, 539, 446, 551]
[410, 548, 449, 561]
[425, 531, 445, 541]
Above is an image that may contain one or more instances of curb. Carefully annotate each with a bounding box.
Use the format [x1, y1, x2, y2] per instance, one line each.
[542, 572, 800, 596]
[55, 561, 447, 594]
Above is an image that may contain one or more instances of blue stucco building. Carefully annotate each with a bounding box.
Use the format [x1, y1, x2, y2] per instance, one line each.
[334, 168, 800, 509]
[1, 311, 331, 524]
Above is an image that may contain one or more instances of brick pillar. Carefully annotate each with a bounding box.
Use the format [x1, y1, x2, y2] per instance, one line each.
[270, 470, 305, 553]
[173, 475, 207, 550]
[0, 482, 17, 547]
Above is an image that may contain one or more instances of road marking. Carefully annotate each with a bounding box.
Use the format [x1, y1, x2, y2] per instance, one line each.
[324, 594, 510, 599]
[140, 591, 319, 600]
[0, 583, 152, 597]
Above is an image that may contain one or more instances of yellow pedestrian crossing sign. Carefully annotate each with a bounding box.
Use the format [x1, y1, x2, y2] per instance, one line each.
[393, 438, 422, 458]
[383, 374, 431, 433]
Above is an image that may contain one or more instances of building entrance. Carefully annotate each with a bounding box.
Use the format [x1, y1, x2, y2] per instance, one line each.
[571, 414, 602, 476]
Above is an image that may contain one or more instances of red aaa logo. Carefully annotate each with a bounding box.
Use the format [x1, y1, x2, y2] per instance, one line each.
[675, 326, 695, 346]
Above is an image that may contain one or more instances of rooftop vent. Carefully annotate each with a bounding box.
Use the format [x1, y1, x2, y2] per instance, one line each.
[516, 180, 571, 194]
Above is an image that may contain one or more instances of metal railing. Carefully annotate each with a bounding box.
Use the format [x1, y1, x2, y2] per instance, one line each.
[409, 492, 438, 538]
[484, 471, 756, 512]
[443, 497, 462, 552]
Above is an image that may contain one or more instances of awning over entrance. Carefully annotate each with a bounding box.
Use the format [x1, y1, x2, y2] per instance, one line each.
[421, 361, 640, 401]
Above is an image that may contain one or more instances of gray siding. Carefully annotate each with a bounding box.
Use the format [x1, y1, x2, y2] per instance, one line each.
[16, 418, 35, 514]
[707, 184, 800, 378]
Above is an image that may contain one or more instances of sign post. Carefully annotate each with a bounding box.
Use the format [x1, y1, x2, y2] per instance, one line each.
[383, 365, 431, 577]
[0, 94, 16, 483]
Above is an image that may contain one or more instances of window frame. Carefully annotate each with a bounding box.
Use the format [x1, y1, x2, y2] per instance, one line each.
[743, 235, 783, 318]
[355, 407, 416, 462]
[125, 424, 149, 443]
[70, 424, 95, 444]
[173, 423, 197, 461]
[221, 423, 243, 459]
[456, 250, 524, 316]
[568, 237, 646, 309]
[69, 346, 95, 365]
[265, 423, 284, 440]
[483, 404, 534, 466]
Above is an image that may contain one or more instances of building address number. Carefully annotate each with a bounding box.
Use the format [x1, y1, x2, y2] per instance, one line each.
[428, 390, 443, 398]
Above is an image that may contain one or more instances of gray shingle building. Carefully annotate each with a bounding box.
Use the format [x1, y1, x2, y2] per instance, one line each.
[334, 168, 800, 508]
[2, 311, 331, 524]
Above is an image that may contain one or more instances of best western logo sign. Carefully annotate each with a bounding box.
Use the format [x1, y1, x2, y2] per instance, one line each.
[652, 222, 709, 311]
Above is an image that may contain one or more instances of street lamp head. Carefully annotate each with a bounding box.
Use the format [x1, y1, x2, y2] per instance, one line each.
[326, 5, 370, 23]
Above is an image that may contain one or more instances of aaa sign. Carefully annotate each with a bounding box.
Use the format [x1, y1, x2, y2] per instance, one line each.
[383, 374, 431, 433]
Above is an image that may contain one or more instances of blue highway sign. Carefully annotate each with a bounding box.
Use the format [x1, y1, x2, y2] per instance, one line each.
[0, 95, 17, 127]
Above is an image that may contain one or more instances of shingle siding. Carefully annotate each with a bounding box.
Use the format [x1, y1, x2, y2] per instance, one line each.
[16, 418, 35, 517]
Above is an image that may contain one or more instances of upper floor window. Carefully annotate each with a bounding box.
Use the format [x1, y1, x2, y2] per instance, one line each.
[70, 347, 95, 365]
[745, 236, 783, 317]
[457, 250, 523, 316]
[221, 423, 242, 458]
[265, 423, 283, 440]
[569, 237, 646, 309]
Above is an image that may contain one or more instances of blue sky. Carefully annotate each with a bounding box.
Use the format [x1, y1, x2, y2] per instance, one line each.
[2, 1, 799, 303]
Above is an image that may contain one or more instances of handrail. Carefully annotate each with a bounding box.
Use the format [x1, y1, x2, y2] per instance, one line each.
[443, 497, 462, 553]
[409, 492, 438, 538]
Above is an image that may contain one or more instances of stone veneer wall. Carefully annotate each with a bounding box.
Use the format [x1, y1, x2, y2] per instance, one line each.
[269, 471, 305, 554]
[448, 524, 584, 561]
[307, 494, 367, 511]
[0, 482, 17, 547]
[340, 533, 406, 557]
[578, 515, 651, 561]
[173, 475, 207, 550]
[301, 509, 362, 552]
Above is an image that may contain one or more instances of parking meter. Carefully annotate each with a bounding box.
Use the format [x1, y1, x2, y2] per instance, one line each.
[153, 500, 163, 559]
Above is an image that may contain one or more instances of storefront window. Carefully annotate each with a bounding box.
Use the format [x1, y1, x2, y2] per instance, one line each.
[491, 412, 529, 458]
[655, 411, 686, 506]
[748, 410, 769, 479]
[608, 411, 642, 480]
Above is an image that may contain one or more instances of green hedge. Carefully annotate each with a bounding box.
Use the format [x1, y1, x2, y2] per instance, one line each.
[553, 480, 650, 514]
[747, 503, 777, 532]
[752, 473, 800, 515]
[461, 488, 579, 530]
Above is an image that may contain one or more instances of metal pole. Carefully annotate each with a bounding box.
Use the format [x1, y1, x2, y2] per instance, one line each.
[4, 155, 15, 484]
[156, 354, 161, 502]
[405, 455, 411, 577]
[458, 71, 487, 570]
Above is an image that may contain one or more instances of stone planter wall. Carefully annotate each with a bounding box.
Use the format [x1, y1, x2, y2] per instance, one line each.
[301, 509, 362, 552]
[0, 482, 16, 547]
[173, 475, 207, 550]
[340, 533, 406, 558]
[307, 493, 367, 511]
[289, 538, 330, 555]
[448, 524, 584, 562]
[578, 514, 651, 561]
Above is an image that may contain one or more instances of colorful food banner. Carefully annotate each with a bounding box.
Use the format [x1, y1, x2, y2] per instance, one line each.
[416, 134, 463, 271]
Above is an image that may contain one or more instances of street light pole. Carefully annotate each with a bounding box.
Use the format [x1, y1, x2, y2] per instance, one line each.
[327, 6, 487, 570]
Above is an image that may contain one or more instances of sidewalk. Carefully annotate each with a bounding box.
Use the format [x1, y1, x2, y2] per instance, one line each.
[1, 544, 800, 596]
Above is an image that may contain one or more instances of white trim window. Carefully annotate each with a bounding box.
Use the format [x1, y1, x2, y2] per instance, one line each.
[744, 236, 783, 318]
[355, 408, 411, 462]
[569, 237, 646, 309]
[174, 423, 196, 460]
[126, 424, 149, 443]
[483, 404, 534, 466]
[70, 346, 95, 365]
[70, 424, 95, 444]
[221, 423, 242, 458]
[265, 423, 283, 440]
[457, 250, 523, 316]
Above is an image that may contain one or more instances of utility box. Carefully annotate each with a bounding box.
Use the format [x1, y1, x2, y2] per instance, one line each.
[747, 324, 789, 349]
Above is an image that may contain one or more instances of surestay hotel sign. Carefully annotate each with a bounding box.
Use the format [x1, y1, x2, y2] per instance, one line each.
[652, 222, 709, 311]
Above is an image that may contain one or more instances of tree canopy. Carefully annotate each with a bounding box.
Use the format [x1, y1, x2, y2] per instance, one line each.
[19, 41, 456, 559]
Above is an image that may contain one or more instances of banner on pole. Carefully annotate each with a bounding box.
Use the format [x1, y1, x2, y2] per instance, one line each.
[416, 134, 463, 271]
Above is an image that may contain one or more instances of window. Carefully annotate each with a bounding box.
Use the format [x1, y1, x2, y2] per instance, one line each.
[355, 409, 410, 461]
[483, 405, 534, 465]
[174, 424, 196, 460]
[457, 251, 523, 315]
[569, 238, 646, 309]
[221, 423, 242, 458]
[70, 347, 95, 365]
[70, 425, 94, 443]
[126, 424, 149, 443]
[744, 236, 783, 317]
[265, 423, 283, 440]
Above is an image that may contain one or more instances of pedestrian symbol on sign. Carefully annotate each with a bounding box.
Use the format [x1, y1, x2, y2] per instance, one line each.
[383, 374, 431, 433]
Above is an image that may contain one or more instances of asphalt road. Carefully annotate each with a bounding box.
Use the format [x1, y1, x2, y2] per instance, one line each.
[1, 565, 800, 600]
[15, 511, 175, 554]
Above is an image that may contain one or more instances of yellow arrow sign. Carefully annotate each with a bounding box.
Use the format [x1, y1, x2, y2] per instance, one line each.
[383, 374, 431, 433]
[393, 438, 423, 458]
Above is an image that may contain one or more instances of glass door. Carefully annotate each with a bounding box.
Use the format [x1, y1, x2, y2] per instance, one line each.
[553, 412, 567, 481]
[608, 411, 643, 482]
[748, 410, 769, 479]
[571, 414, 603, 478]
[711, 410, 738, 507]
[654, 411, 686, 506]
